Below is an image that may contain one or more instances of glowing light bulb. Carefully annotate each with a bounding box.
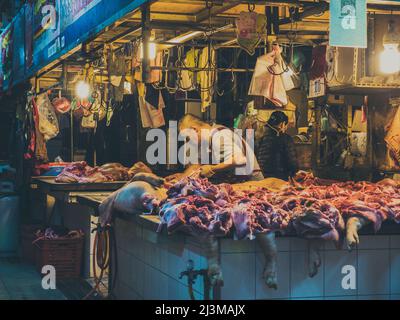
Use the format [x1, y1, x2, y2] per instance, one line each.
[76, 81, 90, 99]
[140, 42, 157, 60]
[380, 44, 400, 74]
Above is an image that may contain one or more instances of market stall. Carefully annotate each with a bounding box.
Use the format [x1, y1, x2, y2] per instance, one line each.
[3, 0, 400, 301]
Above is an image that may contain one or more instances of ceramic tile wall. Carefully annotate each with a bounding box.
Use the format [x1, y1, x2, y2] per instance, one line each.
[113, 218, 400, 301]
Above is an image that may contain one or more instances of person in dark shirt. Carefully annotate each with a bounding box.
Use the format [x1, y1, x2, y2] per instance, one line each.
[257, 111, 298, 180]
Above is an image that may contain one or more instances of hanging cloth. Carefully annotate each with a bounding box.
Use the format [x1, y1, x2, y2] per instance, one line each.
[235, 11, 267, 56]
[248, 46, 288, 107]
[137, 82, 166, 128]
[198, 47, 216, 112]
[179, 48, 200, 91]
[32, 97, 49, 162]
[385, 106, 400, 167]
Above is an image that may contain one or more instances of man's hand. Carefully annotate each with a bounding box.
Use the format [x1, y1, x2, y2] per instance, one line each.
[200, 165, 216, 178]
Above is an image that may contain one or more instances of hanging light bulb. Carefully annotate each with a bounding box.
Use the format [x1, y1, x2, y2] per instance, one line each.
[139, 41, 157, 60]
[380, 20, 400, 74]
[76, 80, 90, 99]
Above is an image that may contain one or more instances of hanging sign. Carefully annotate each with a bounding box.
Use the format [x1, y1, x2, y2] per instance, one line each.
[236, 11, 267, 55]
[29, 0, 149, 78]
[329, 0, 367, 48]
[0, 23, 14, 90]
[308, 77, 326, 98]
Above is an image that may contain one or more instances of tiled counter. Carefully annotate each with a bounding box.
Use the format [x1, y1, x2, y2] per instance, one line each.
[113, 217, 400, 300]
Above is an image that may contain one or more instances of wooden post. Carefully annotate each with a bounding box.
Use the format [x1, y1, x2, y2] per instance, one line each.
[141, 3, 151, 84]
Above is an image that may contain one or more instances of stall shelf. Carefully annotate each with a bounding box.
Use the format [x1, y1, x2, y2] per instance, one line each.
[75, 194, 400, 300]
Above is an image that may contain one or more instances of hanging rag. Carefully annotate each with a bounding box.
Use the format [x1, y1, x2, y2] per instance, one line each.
[385, 106, 400, 167]
[198, 47, 216, 112]
[137, 82, 166, 128]
[309, 45, 328, 80]
[109, 52, 126, 102]
[32, 97, 49, 162]
[35, 93, 59, 141]
[179, 48, 200, 91]
[236, 11, 267, 56]
[248, 46, 288, 107]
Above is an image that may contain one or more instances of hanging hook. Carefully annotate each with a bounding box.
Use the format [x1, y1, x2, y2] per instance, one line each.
[248, 3, 255, 12]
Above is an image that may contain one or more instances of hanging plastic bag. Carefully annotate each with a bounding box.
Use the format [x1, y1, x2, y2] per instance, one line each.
[248, 45, 288, 107]
[35, 93, 59, 141]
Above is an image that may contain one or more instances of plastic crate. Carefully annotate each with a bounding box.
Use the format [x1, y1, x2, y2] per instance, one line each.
[34, 235, 84, 279]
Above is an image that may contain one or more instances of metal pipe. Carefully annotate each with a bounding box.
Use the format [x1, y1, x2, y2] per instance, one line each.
[279, 1, 329, 25]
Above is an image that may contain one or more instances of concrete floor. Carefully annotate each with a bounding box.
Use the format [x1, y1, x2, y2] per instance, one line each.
[0, 258, 66, 300]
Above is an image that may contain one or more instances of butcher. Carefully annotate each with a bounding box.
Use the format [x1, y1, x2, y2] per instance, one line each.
[257, 111, 298, 180]
[171, 114, 264, 184]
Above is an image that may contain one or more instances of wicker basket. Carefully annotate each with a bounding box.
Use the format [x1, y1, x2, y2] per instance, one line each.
[34, 235, 84, 279]
[21, 224, 42, 264]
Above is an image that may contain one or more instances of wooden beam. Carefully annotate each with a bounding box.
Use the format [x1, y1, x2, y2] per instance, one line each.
[195, 1, 239, 23]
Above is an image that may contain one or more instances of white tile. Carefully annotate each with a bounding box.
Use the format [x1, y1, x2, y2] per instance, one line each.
[220, 253, 256, 299]
[290, 238, 308, 251]
[116, 249, 133, 286]
[357, 236, 390, 250]
[324, 250, 357, 297]
[221, 239, 255, 253]
[325, 296, 357, 300]
[357, 250, 390, 295]
[290, 251, 324, 298]
[390, 249, 400, 294]
[256, 252, 290, 299]
[255, 237, 290, 253]
[357, 295, 390, 300]
[166, 244, 189, 285]
[187, 249, 207, 295]
[390, 236, 400, 249]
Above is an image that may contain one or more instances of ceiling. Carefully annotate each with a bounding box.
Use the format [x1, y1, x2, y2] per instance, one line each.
[35, 0, 400, 86]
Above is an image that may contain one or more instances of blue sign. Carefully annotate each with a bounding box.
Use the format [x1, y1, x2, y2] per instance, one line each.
[330, 0, 367, 48]
[28, 0, 149, 78]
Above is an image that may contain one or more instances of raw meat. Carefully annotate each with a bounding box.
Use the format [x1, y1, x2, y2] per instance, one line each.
[55, 162, 133, 183]
[99, 180, 166, 226]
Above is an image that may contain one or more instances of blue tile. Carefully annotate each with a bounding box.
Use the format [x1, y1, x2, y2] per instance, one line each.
[324, 250, 357, 297]
[256, 252, 290, 299]
[391, 295, 400, 300]
[358, 250, 390, 295]
[290, 251, 324, 298]
[390, 249, 400, 294]
[220, 253, 256, 300]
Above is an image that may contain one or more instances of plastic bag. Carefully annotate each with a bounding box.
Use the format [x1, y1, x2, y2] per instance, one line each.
[35, 93, 59, 141]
